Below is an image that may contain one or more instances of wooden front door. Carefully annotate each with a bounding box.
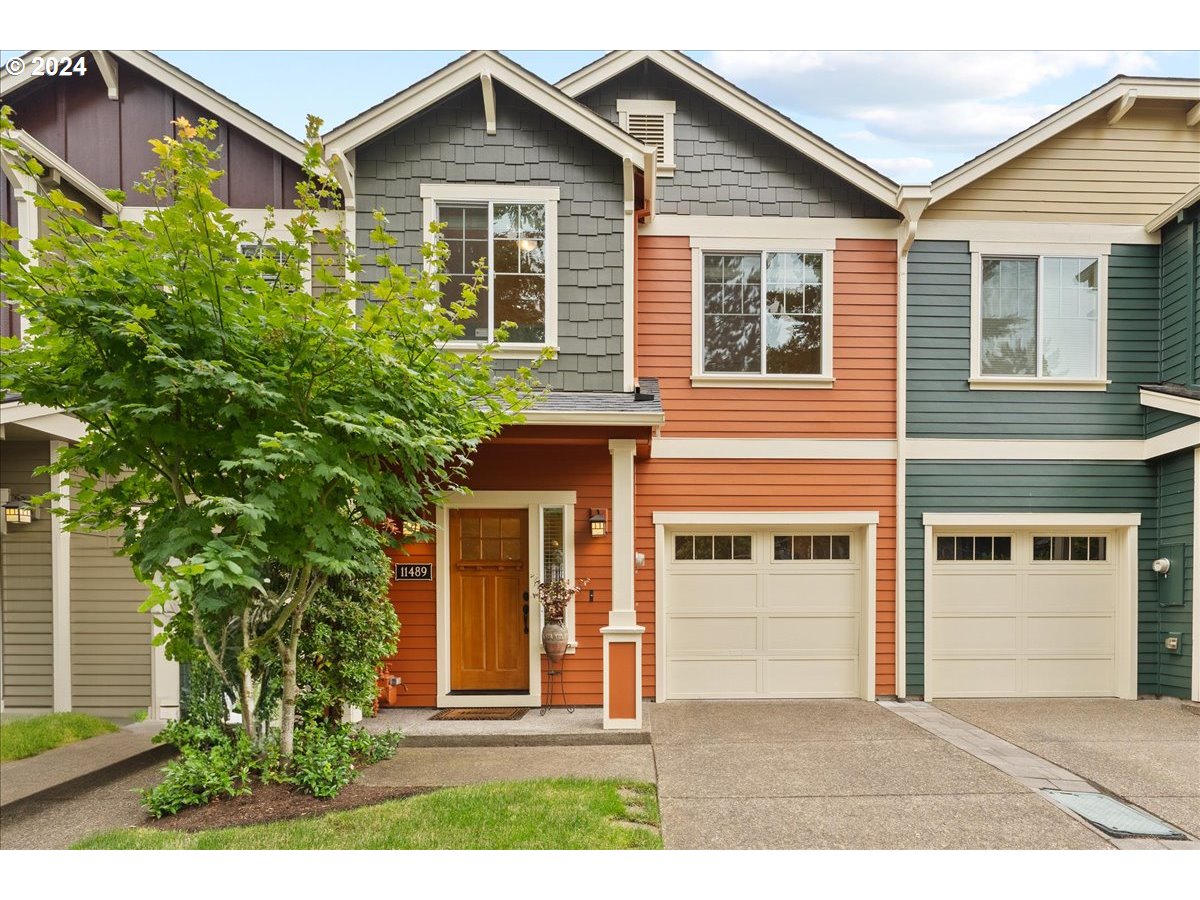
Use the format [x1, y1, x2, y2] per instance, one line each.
[449, 508, 530, 692]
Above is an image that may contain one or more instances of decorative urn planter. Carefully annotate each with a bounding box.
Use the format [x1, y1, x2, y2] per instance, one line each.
[541, 619, 569, 663]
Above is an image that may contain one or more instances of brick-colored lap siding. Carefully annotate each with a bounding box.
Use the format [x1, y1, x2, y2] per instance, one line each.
[637, 235, 898, 438]
[382, 438, 616, 708]
[635, 458, 898, 697]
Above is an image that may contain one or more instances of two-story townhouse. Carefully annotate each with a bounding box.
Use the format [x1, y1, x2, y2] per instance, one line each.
[901, 76, 1200, 703]
[330, 50, 924, 727]
[0, 50, 336, 719]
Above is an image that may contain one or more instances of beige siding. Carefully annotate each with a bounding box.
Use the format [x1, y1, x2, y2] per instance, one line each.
[70, 528, 151, 718]
[0, 441, 53, 711]
[927, 101, 1200, 223]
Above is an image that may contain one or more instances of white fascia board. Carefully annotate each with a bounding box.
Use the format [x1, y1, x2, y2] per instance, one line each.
[643, 216, 900, 240]
[916, 220, 1160, 246]
[1140, 389, 1200, 419]
[520, 410, 664, 427]
[652, 438, 897, 460]
[923, 512, 1141, 527]
[905, 438, 1144, 461]
[6, 130, 120, 215]
[0, 50, 81, 95]
[1146, 185, 1200, 234]
[557, 50, 901, 211]
[653, 510, 880, 526]
[931, 77, 1200, 205]
[1144, 423, 1200, 460]
[323, 51, 651, 167]
[119, 206, 343, 232]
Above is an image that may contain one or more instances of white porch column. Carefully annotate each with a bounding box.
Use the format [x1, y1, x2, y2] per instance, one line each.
[49, 441, 71, 711]
[150, 621, 180, 720]
[601, 439, 644, 729]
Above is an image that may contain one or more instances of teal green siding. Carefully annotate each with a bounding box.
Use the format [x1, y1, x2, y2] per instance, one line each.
[1158, 210, 1198, 388]
[1155, 450, 1194, 698]
[1147, 408, 1195, 439]
[905, 461, 1159, 697]
[906, 242, 1160, 439]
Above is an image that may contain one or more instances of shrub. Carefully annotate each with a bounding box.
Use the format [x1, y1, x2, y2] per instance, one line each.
[270, 723, 405, 799]
[144, 725, 256, 818]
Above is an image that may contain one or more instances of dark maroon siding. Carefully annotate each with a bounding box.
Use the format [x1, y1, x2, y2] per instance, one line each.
[6, 52, 303, 208]
[1, 168, 18, 338]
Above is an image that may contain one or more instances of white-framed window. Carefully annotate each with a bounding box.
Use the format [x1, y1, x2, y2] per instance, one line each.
[689, 239, 834, 387]
[538, 503, 577, 650]
[969, 243, 1109, 391]
[617, 99, 676, 175]
[420, 184, 559, 356]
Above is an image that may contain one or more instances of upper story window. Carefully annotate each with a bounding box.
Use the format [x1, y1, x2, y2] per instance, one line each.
[617, 99, 676, 175]
[420, 184, 559, 355]
[690, 242, 834, 387]
[970, 245, 1109, 391]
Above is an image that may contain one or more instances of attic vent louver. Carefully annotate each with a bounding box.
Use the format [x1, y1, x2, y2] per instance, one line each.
[617, 99, 676, 174]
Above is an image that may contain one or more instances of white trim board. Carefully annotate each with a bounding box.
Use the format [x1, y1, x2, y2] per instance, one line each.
[1193, 447, 1199, 703]
[651, 438, 897, 460]
[520, 410, 664, 427]
[922, 512, 1141, 527]
[1140, 389, 1200, 419]
[556, 50, 901, 211]
[906, 428, 1200, 462]
[641, 216, 901, 241]
[914, 220, 1160, 246]
[653, 510, 880, 526]
[1147, 185, 1200, 235]
[5, 130, 120, 215]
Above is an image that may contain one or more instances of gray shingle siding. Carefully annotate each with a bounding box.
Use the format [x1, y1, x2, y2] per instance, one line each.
[906, 241, 1161, 439]
[355, 82, 626, 391]
[575, 61, 897, 220]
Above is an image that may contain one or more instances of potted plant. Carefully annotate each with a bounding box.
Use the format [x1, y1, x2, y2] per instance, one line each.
[534, 576, 589, 663]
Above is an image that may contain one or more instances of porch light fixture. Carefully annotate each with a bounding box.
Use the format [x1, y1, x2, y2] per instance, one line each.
[588, 508, 608, 538]
[4, 497, 35, 526]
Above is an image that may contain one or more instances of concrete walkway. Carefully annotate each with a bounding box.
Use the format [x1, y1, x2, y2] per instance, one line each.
[649, 700, 1109, 849]
[363, 706, 650, 746]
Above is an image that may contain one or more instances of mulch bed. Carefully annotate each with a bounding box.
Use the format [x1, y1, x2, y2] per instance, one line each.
[147, 781, 440, 832]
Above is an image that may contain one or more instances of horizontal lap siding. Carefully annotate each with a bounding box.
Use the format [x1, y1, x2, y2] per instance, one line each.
[924, 104, 1200, 224]
[0, 442, 53, 710]
[1159, 212, 1198, 388]
[905, 460, 1159, 697]
[637, 459, 897, 696]
[907, 241, 1160, 439]
[1156, 451, 1194, 697]
[638, 236, 898, 437]
[70, 530, 152, 718]
[382, 442, 612, 707]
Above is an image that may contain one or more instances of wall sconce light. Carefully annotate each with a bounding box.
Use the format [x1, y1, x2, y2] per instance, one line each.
[634, 551, 646, 569]
[4, 497, 36, 526]
[588, 508, 608, 538]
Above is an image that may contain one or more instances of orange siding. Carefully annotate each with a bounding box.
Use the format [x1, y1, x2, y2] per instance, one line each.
[637, 235, 898, 438]
[382, 440, 615, 707]
[635, 458, 898, 697]
[608, 641, 638, 720]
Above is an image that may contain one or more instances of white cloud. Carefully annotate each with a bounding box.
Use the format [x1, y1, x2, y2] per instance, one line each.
[863, 156, 936, 181]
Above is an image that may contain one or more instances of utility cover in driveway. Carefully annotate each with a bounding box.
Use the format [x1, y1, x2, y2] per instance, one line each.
[1043, 791, 1186, 839]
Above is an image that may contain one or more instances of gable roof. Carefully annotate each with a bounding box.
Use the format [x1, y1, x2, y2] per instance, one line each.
[1, 50, 310, 167]
[931, 75, 1200, 207]
[322, 50, 656, 177]
[556, 50, 902, 211]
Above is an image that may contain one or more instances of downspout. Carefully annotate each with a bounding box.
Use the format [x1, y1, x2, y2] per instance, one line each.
[894, 185, 930, 699]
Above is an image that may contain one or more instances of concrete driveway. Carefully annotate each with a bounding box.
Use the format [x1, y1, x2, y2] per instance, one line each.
[936, 698, 1200, 839]
[648, 700, 1109, 849]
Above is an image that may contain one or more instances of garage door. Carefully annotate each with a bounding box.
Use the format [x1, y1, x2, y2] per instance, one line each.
[928, 529, 1120, 697]
[664, 528, 863, 699]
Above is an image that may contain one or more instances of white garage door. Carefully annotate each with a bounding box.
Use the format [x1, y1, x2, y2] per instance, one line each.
[664, 528, 863, 699]
[929, 529, 1120, 697]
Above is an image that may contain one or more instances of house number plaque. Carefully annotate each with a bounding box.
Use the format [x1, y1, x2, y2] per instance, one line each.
[394, 563, 433, 581]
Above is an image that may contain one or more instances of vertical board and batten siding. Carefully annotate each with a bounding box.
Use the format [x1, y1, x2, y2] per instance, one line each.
[924, 102, 1200, 224]
[0, 441, 53, 710]
[1, 168, 18, 339]
[354, 82, 626, 392]
[380, 439, 616, 707]
[636, 459, 897, 696]
[1156, 450, 1194, 697]
[6, 53, 304, 208]
[907, 241, 1160, 439]
[638, 236, 897, 436]
[69, 529, 152, 717]
[905, 461, 1159, 697]
[1158, 209, 1199, 387]
[576, 62, 898, 219]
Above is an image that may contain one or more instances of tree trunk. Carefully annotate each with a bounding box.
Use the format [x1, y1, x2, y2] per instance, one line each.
[278, 605, 305, 758]
[239, 667, 257, 741]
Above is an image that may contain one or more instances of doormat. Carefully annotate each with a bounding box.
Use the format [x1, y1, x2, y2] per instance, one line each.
[430, 707, 529, 721]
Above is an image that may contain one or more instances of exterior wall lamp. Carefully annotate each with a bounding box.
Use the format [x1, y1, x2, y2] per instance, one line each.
[588, 508, 608, 538]
[3, 497, 37, 526]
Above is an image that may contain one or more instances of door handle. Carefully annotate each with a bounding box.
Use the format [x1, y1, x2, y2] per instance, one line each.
[522, 592, 529, 634]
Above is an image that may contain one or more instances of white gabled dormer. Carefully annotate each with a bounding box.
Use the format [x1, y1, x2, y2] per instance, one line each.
[617, 98, 676, 176]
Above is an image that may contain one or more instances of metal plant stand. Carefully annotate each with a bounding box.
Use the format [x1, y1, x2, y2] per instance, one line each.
[541, 664, 574, 715]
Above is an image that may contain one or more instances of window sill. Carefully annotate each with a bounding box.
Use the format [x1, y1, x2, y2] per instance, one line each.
[968, 377, 1110, 392]
[690, 374, 835, 389]
[445, 342, 554, 360]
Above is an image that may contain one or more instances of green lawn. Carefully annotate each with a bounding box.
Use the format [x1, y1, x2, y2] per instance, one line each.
[74, 778, 662, 850]
[0, 712, 120, 762]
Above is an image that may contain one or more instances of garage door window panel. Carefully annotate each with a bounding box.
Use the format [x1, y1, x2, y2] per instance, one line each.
[1032, 534, 1107, 562]
[674, 533, 753, 561]
[935, 535, 1013, 562]
[773, 534, 851, 561]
